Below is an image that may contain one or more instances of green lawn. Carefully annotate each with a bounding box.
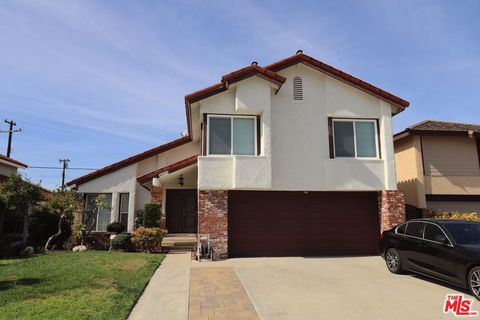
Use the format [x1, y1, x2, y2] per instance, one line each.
[0, 251, 165, 320]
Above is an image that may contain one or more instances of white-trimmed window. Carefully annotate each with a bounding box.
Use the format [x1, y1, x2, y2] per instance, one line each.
[207, 115, 257, 155]
[332, 119, 379, 158]
[85, 193, 112, 232]
[118, 193, 129, 226]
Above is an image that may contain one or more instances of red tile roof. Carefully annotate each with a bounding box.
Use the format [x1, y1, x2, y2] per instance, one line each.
[66, 136, 191, 187]
[185, 64, 286, 104]
[0, 154, 28, 168]
[265, 52, 410, 109]
[136, 154, 199, 185]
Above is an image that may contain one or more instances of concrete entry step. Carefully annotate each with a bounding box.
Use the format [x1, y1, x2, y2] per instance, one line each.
[162, 233, 197, 250]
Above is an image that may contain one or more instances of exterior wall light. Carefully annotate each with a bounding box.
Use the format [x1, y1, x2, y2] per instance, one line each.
[178, 174, 185, 186]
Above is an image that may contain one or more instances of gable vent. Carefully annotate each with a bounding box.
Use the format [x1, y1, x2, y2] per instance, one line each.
[293, 76, 303, 101]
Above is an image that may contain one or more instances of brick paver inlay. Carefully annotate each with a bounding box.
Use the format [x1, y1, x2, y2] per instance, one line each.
[189, 267, 259, 320]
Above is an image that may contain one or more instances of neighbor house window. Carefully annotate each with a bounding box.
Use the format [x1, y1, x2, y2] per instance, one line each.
[332, 119, 379, 158]
[118, 193, 129, 226]
[293, 76, 303, 101]
[208, 115, 256, 155]
[85, 193, 112, 232]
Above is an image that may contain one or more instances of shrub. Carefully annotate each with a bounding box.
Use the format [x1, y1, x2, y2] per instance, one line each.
[106, 222, 126, 234]
[134, 209, 144, 228]
[143, 203, 161, 227]
[73, 224, 87, 244]
[28, 208, 60, 249]
[426, 210, 480, 221]
[132, 227, 166, 253]
[0, 234, 22, 257]
[111, 233, 135, 251]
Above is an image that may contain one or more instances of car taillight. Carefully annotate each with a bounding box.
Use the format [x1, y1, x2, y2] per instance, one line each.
[380, 231, 385, 240]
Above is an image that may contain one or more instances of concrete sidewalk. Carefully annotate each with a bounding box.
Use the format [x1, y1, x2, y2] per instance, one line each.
[128, 251, 192, 320]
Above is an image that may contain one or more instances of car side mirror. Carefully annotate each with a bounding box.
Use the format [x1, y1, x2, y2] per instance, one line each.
[434, 234, 449, 245]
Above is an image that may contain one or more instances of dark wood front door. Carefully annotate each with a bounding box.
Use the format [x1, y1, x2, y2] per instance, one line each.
[166, 189, 197, 233]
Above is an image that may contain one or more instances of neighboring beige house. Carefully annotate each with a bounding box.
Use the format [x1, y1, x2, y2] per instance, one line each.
[0, 154, 27, 182]
[68, 51, 409, 259]
[394, 120, 480, 218]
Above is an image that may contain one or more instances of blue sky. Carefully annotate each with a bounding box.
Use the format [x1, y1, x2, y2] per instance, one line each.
[0, 0, 479, 189]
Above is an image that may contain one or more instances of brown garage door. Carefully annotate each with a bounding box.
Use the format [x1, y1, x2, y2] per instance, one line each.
[228, 191, 379, 257]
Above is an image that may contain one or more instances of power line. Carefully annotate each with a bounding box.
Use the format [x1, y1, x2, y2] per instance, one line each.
[28, 166, 98, 170]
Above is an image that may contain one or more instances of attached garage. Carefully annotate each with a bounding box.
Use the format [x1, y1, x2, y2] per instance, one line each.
[426, 195, 480, 214]
[228, 191, 380, 258]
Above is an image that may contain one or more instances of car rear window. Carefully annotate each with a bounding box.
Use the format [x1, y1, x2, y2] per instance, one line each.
[405, 222, 424, 238]
[424, 223, 445, 242]
[396, 223, 407, 234]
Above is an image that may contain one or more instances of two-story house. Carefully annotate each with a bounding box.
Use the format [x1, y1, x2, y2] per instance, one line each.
[67, 51, 409, 259]
[395, 120, 480, 218]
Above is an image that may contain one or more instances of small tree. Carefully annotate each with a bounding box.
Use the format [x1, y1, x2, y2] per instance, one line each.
[43, 190, 81, 251]
[0, 173, 43, 247]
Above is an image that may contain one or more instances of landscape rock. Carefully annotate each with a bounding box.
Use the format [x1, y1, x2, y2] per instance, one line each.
[19, 246, 34, 256]
[72, 245, 88, 252]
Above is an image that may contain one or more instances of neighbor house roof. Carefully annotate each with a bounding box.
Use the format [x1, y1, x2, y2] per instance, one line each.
[394, 120, 480, 141]
[136, 154, 199, 185]
[69, 50, 410, 187]
[0, 154, 28, 169]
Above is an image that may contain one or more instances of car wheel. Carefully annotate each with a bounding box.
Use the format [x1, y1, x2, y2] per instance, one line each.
[385, 248, 402, 274]
[468, 267, 480, 300]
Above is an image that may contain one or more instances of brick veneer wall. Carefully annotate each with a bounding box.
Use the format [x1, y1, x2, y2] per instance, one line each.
[378, 190, 406, 233]
[198, 190, 228, 260]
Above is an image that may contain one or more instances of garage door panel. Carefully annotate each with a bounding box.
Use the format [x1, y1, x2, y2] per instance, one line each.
[228, 191, 379, 257]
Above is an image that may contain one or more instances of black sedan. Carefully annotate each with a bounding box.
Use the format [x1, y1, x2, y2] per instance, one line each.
[379, 218, 480, 299]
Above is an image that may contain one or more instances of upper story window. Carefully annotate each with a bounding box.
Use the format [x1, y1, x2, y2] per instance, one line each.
[207, 115, 257, 155]
[293, 76, 303, 101]
[332, 119, 379, 158]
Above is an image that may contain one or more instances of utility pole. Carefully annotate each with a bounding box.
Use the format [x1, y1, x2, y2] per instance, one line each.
[1, 119, 22, 157]
[59, 159, 70, 190]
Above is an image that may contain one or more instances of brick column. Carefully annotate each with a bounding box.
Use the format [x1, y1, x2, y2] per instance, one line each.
[378, 190, 406, 233]
[150, 186, 165, 228]
[198, 190, 228, 260]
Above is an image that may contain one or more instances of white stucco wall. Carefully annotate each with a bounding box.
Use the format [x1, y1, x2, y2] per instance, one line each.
[76, 164, 147, 232]
[74, 140, 201, 231]
[198, 76, 275, 190]
[198, 63, 398, 191]
[0, 163, 17, 177]
[136, 141, 201, 177]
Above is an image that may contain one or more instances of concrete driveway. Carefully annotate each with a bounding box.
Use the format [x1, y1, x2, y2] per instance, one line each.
[205, 256, 472, 320]
[131, 252, 475, 320]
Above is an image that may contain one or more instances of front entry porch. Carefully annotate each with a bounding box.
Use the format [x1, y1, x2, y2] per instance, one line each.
[137, 155, 199, 237]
